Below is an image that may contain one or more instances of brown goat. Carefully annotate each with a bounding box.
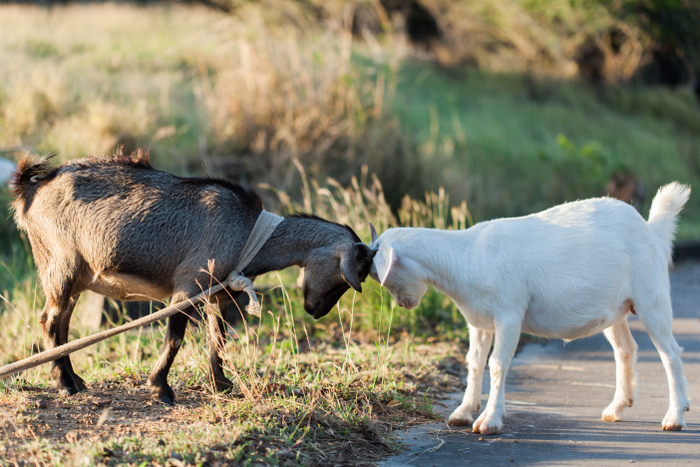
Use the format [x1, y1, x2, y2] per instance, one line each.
[11, 151, 374, 405]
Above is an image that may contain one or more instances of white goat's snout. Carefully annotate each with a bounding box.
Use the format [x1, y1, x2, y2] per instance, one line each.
[393, 295, 419, 310]
[369, 241, 427, 310]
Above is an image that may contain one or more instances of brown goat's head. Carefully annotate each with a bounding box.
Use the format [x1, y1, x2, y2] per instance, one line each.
[301, 239, 375, 319]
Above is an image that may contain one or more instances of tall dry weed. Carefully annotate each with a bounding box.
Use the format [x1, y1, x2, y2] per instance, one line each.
[193, 4, 409, 191]
[0, 4, 427, 204]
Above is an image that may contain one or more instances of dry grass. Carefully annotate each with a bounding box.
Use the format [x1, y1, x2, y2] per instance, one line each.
[0, 272, 466, 465]
[0, 3, 410, 194]
[0, 333, 464, 466]
[0, 276, 467, 466]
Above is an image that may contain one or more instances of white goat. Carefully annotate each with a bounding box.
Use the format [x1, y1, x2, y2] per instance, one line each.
[369, 183, 691, 434]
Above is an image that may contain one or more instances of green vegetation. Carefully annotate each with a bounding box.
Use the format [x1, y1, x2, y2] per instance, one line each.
[391, 64, 700, 237]
[1, 3, 698, 233]
[1, 1, 699, 464]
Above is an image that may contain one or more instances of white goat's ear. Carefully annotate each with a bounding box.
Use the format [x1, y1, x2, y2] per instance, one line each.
[374, 246, 396, 287]
[369, 222, 378, 244]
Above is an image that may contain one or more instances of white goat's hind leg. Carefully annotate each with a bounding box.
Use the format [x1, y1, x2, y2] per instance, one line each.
[638, 295, 690, 430]
[601, 318, 638, 421]
[472, 318, 521, 435]
[448, 325, 493, 426]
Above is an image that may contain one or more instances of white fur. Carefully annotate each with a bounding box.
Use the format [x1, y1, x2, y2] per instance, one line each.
[370, 183, 691, 434]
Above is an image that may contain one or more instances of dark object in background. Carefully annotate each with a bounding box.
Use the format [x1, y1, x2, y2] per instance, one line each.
[604, 170, 700, 263]
[606, 170, 645, 211]
[673, 242, 700, 262]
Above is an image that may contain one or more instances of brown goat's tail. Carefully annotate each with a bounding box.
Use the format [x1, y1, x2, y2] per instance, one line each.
[10, 154, 56, 230]
[11, 154, 55, 201]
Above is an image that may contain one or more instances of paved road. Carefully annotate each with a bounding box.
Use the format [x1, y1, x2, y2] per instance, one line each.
[383, 261, 700, 466]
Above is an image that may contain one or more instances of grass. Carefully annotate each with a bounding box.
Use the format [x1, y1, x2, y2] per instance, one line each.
[0, 319, 463, 466]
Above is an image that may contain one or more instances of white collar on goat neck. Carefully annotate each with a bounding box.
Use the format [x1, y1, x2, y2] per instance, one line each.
[225, 210, 284, 318]
[235, 210, 284, 272]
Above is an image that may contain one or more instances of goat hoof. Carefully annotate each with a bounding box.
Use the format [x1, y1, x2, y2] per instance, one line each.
[448, 405, 476, 426]
[53, 368, 85, 396]
[73, 375, 88, 392]
[472, 421, 501, 435]
[662, 411, 686, 431]
[213, 377, 235, 393]
[447, 415, 473, 426]
[150, 386, 175, 406]
[156, 395, 175, 406]
[662, 423, 684, 431]
[477, 425, 500, 435]
[59, 386, 80, 397]
[153, 392, 175, 406]
[57, 377, 85, 396]
[472, 413, 503, 435]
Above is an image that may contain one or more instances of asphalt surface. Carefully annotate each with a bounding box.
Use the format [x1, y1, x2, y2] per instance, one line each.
[383, 260, 700, 466]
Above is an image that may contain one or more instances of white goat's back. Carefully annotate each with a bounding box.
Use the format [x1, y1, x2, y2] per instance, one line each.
[647, 182, 691, 265]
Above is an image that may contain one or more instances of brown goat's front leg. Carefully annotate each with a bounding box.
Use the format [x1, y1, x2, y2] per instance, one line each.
[42, 295, 84, 396]
[207, 297, 234, 393]
[147, 308, 192, 406]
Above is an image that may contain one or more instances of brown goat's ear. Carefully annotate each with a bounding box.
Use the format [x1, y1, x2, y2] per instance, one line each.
[355, 242, 375, 260]
[340, 248, 363, 293]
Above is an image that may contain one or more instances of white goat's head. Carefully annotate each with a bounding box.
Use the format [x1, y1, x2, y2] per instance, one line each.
[368, 223, 428, 309]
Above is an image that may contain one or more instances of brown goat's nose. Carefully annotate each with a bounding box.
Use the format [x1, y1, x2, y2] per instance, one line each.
[304, 300, 317, 314]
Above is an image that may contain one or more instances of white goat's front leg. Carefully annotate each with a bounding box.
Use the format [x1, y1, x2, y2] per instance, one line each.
[602, 319, 638, 421]
[472, 317, 521, 435]
[448, 324, 493, 426]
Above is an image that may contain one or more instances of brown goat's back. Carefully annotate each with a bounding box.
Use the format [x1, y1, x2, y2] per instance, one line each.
[12, 152, 263, 302]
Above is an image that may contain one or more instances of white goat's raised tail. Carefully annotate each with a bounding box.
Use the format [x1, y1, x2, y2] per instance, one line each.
[648, 182, 691, 265]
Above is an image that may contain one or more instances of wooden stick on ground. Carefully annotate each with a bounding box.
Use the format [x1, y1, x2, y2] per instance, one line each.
[0, 283, 228, 379]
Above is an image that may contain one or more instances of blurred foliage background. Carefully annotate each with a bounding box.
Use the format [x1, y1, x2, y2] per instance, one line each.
[1, 0, 699, 229]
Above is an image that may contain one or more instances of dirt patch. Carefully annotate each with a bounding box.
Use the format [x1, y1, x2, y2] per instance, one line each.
[1, 355, 465, 466]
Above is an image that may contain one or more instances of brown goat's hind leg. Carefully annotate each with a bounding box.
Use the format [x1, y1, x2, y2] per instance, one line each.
[42, 295, 83, 395]
[207, 297, 234, 393]
[147, 306, 192, 406]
